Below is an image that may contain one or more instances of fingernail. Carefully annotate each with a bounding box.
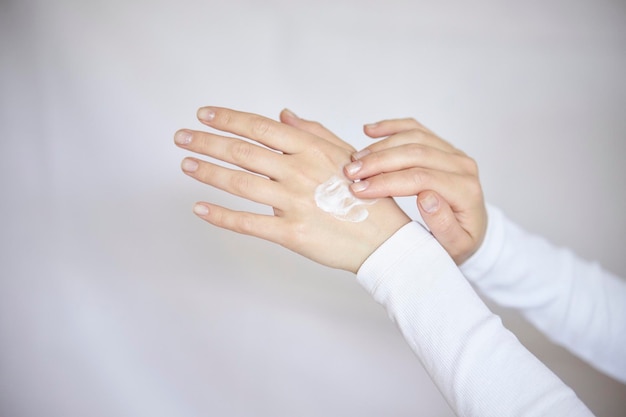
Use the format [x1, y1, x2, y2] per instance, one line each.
[197, 107, 215, 122]
[350, 180, 369, 193]
[344, 160, 362, 176]
[352, 149, 371, 160]
[182, 158, 199, 172]
[420, 193, 439, 214]
[364, 122, 378, 130]
[175, 130, 192, 145]
[283, 108, 298, 119]
[193, 204, 209, 216]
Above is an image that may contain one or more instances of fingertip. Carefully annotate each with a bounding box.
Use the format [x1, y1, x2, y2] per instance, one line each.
[181, 158, 199, 173]
[418, 192, 440, 214]
[344, 159, 363, 178]
[193, 203, 210, 216]
[280, 108, 301, 127]
[281, 108, 298, 120]
[174, 129, 192, 146]
[350, 180, 369, 194]
[363, 122, 379, 138]
[197, 107, 216, 123]
[417, 191, 462, 251]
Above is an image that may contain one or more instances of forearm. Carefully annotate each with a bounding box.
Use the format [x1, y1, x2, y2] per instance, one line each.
[357, 222, 592, 416]
[461, 205, 626, 383]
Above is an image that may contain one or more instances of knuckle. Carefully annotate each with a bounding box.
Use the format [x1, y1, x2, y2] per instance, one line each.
[409, 169, 431, 188]
[230, 172, 251, 194]
[220, 111, 232, 127]
[200, 162, 217, 179]
[309, 120, 324, 129]
[309, 120, 330, 136]
[235, 214, 254, 234]
[230, 141, 253, 163]
[211, 208, 226, 226]
[470, 181, 484, 198]
[404, 117, 424, 128]
[251, 117, 272, 137]
[462, 156, 479, 175]
[436, 215, 457, 235]
[464, 178, 483, 200]
[367, 150, 383, 166]
[407, 143, 427, 159]
[308, 143, 336, 168]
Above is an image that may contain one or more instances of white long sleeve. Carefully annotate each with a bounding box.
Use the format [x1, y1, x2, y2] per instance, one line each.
[461, 205, 626, 383]
[357, 221, 593, 417]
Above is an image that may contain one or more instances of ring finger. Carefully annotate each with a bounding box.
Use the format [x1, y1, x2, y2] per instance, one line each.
[181, 157, 288, 208]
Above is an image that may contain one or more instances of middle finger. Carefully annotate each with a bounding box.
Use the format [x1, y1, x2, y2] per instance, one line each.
[176, 129, 285, 180]
[345, 143, 474, 180]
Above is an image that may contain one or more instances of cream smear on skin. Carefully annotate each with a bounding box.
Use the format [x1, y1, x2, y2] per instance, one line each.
[314, 175, 377, 222]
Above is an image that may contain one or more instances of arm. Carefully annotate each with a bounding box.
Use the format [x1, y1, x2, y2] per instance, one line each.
[461, 205, 626, 383]
[306, 114, 625, 382]
[175, 107, 593, 416]
[358, 221, 593, 417]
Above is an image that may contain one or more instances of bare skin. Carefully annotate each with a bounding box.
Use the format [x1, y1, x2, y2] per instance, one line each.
[175, 107, 410, 273]
[282, 113, 487, 265]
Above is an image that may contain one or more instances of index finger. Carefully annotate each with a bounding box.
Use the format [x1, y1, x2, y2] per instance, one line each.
[360, 129, 461, 157]
[197, 106, 312, 154]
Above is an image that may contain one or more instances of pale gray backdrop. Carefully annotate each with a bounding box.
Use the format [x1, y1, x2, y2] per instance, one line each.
[1, 0, 625, 416]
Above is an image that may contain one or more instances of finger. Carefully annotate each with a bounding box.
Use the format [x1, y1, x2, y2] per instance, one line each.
[355, 129, 459, 160]
[197, 106, 312, 154]
[344, 143, 475, 181]
[193, 202, 285, 244]
[181, 157, 287, 208]
[349, 168, 472, 209]
[363, 118, 433, 138]
[279, 108, 355, 153]
[416, 191, 472, 264]
[175, 129, 284, 180]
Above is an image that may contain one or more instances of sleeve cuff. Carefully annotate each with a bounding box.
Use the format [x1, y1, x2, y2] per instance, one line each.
[356, 221, 433, 297]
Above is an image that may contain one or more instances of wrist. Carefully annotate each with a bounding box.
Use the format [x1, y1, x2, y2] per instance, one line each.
[349, 198, 412, 273]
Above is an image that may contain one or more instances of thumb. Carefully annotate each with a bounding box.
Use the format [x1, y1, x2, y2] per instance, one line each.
[417, 191, 471, 264]
[279, 108, 354, 152]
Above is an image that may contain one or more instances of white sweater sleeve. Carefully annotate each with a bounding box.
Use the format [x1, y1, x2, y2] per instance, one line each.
[356, 222, 593, 417]
[461, 205, 626, 383]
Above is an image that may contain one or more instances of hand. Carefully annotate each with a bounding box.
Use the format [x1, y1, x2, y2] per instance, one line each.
[282, 113, 487, 265]
[174, 107, 410, 273]
[340, 118, 487, 264]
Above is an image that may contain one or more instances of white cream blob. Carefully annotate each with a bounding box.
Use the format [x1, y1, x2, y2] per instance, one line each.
[314, 175, 377, 222]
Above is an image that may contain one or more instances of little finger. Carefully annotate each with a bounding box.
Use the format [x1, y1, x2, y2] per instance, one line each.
[193, 202, 285, 244]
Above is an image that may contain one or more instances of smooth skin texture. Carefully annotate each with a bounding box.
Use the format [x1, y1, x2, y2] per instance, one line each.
[282, 114, 487, 265]
[175, 107, 411, 273]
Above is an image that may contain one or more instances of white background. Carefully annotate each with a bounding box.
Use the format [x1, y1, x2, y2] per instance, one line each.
[1, 0, 625, 415]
